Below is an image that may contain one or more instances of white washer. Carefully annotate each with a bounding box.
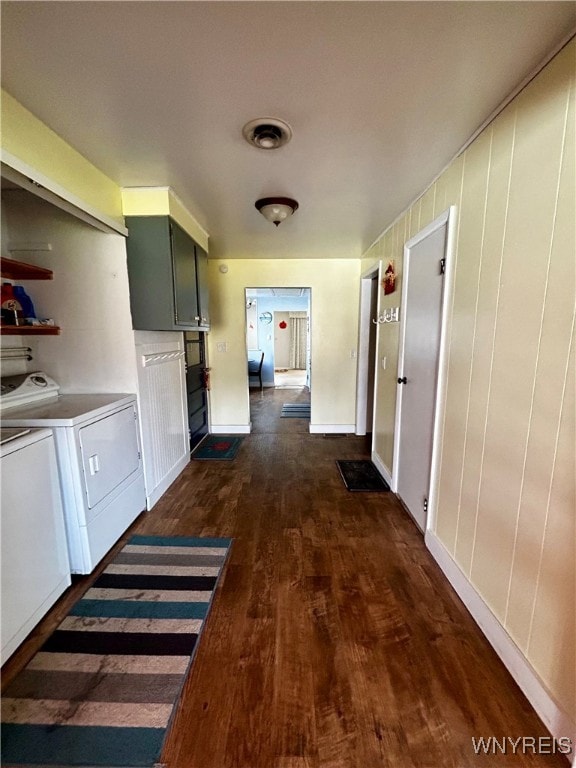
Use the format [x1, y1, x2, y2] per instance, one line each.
[1, 427, 71, 662]
[1, 373, 146, 574]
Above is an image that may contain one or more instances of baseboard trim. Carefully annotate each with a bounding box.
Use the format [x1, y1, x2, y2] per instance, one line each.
[370, 451, 393, 487]
[309, 424, 355, 434]
[211, 425, 251, 434]
[146, 453, 189, 510]
[425, 530, 576, 755]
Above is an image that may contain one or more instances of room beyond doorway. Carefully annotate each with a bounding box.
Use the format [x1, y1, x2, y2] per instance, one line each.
[274, 368, 307, 388]
[245, 287, 311, 391]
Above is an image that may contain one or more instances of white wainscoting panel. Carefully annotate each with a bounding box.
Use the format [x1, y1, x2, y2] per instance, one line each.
[135, 334, 189, 509]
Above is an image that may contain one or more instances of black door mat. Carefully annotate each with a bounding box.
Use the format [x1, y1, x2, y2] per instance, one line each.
[336, 460, 390, 492]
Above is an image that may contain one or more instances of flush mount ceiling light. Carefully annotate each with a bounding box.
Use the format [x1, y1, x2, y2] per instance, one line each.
[255, 197, 299, 227]
[242, 117, 293, 150]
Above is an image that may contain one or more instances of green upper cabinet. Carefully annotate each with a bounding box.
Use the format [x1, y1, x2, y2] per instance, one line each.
[125, 216, 210, 332]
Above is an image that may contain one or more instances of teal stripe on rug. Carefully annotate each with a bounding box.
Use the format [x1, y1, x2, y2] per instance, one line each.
[0, 724, 165, 766]
[129, 535, 232, 548]
[70, 599, 208, 619]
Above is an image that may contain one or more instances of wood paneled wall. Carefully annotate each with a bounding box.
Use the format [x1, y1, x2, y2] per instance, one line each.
[362, 40, 575, 727]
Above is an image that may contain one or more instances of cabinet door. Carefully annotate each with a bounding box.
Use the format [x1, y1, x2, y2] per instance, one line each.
[195, 245, 210, 329]
[170, 220, 200, 327]
[125, 216, 175, 331]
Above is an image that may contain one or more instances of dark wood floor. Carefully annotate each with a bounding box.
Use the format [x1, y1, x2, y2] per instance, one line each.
[2, 387, 567, 767]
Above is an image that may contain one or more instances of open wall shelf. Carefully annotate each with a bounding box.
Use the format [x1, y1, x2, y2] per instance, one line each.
[1, 257, 60, 334]
[0, 325, 60, 335]
[1, 257, 54, 281]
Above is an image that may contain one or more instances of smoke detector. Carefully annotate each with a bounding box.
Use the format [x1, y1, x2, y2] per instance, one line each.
[242, 117, 293, 150]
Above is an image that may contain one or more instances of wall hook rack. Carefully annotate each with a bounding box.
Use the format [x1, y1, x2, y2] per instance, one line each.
[372, 307, 400, 324]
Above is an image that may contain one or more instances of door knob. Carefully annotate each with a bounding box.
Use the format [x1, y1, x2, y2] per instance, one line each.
[397, 376, 407, 385]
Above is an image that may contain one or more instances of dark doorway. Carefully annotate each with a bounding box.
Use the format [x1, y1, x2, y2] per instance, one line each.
[185, 331, 209, 450]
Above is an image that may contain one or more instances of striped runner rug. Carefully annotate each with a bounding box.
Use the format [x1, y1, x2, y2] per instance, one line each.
[1, 534, 232, 767]
[280, 403, 311, 418]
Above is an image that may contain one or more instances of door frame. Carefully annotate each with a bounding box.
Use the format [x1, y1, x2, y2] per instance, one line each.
[356, 261, 381, 436]
[392, 206, 457, 532]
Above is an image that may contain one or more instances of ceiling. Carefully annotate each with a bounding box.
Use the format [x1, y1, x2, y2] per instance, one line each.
[1, 2, 574, 260]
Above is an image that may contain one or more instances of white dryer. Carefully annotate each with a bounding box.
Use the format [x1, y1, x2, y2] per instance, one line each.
[1, 373, 146, 574]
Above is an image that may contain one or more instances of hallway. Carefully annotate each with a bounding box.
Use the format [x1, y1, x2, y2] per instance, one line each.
[249, 385, 311, 435]
[1, 389, 565, 767]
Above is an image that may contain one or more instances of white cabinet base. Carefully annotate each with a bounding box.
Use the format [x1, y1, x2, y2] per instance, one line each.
[1, 429, 71, 663]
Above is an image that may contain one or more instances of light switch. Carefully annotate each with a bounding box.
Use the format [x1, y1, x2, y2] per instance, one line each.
[216, 342, 227, 353]
[381, 357, 387, 369]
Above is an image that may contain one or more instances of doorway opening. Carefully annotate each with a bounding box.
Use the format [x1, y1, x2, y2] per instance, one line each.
[245, 287, 311, 391]
[356, 264, 380, 439]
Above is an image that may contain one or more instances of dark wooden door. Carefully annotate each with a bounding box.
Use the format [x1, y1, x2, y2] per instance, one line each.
[185, 331, 208, 450]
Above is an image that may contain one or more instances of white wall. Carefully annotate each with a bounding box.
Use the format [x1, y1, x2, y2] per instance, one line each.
[2, 190, 138, 393]
[245, 300, 258, 350]
[274, 311, 291, 368]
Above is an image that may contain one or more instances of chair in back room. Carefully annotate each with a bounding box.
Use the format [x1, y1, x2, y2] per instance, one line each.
[248, 351, 264, 390]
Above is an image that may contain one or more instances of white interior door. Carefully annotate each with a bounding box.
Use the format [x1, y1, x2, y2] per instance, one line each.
[394, 214, 450, 530]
